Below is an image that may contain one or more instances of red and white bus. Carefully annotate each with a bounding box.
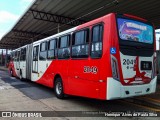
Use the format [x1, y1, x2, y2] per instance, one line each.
[9, 13, 157, 100]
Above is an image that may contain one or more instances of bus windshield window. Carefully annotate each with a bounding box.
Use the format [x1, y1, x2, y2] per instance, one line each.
[117, 18, 153, 44]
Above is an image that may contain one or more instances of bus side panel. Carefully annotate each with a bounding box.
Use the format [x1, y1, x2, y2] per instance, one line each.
[66, 14, 116, 99]
[98, 13, 121, 100]
[68, 59, 100, 99]
[98, 15, 114, 99]
[35, 60, 55, 88]
[105, 13, 123, 100]
[67, 17, 111, 99]
[35, 59, 70, 92]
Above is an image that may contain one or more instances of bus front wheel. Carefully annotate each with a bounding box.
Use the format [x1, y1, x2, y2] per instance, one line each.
[54, 77, 64, 99]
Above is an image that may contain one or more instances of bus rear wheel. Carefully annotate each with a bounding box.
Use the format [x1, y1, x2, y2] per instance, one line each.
[54, 77, 64, 99]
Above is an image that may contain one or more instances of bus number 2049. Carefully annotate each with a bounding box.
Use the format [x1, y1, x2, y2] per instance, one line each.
[84, 66, 98, 74]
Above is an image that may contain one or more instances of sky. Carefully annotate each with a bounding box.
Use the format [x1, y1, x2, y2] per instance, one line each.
[0, 0, 34, 39]
[0, 0, 34, 54]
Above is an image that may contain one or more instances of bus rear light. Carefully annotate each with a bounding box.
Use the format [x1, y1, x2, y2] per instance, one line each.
[111, 55, 120, 80]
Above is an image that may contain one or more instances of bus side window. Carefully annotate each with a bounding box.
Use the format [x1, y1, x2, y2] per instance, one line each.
[48, 39, 57, 59]
[72, 29, 89, 58]
[58, 35, 70, 59]
[39, 42, 47, 60]
[91, 24, 103, 58]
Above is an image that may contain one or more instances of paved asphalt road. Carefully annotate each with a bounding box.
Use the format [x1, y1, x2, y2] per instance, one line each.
[0, 70, 160, 120]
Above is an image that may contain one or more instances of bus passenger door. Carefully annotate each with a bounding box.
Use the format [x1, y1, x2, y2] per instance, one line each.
[20, 48, 27, 79]
[32, 45, 40, 81]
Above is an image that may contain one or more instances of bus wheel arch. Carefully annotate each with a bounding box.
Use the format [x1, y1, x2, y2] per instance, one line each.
[54, 74, 64, 99]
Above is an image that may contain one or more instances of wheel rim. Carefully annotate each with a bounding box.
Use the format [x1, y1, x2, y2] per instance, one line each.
[56, 82, 62, 95]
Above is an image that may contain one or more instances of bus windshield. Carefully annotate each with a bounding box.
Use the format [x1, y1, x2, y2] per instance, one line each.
[117, 18, 153, 44]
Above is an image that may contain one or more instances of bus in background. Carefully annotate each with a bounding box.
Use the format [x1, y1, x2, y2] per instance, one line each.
[8, 13, 157, 100]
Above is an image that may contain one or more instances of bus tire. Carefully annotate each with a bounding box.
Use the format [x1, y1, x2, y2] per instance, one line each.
[54, 77, 64, 99]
